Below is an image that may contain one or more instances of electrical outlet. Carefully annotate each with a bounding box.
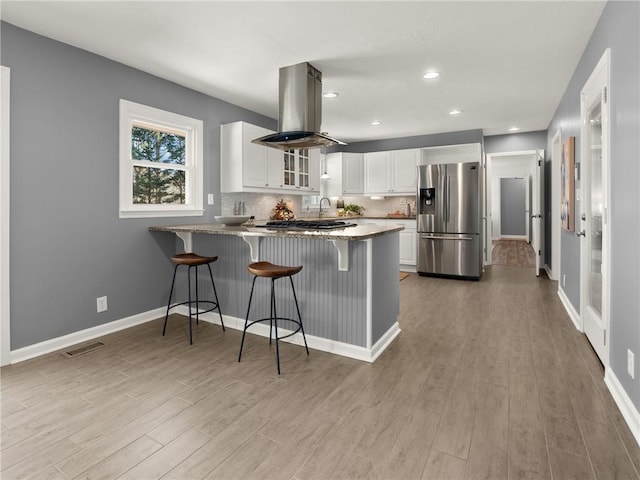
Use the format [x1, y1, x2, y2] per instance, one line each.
[562, 274, 566, 287]
[207, 194, 214, 205]
[628, 349, 635, 379]
[96, 296, 108, 313]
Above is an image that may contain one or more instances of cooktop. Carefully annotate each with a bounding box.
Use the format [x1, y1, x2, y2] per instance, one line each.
[255, 219, 358, 230]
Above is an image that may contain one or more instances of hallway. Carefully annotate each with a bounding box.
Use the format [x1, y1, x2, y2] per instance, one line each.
[1, 267, 639, 479]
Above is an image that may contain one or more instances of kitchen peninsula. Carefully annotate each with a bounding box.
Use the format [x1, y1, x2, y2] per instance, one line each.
[149, 222, 403, 362]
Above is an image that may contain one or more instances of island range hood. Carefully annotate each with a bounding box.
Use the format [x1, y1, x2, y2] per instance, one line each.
[252, 62, 346, 150]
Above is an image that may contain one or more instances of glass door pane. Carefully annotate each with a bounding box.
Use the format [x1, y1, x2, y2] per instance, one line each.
[587, 99, 603, 315]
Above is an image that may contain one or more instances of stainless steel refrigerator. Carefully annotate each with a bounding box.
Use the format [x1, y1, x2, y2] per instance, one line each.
[417, 162, 482, 279]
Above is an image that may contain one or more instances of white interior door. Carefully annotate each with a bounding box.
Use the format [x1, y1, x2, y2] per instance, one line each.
[531, 152, 543, 276]
[579, 49, 610, 367]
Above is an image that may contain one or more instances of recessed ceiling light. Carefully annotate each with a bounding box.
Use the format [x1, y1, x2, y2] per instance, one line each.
[323, 92, 339, 98]
[371, 120, 382, 126]
[449, 109, 462, 115]
[509, 126, 520, 132]
[423, 72, 440, 79]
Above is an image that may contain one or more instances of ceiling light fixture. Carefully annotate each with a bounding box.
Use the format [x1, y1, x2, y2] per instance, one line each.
[371, 120, 382, 126]
[509, 126, 520, 132]
[323, 92, 339, 98]
[423, 72, 440, 79]
[449, 109, 462, 115]
[320, 147, 330, 180]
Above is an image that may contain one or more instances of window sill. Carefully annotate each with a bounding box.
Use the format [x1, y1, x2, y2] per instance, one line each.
[119, 209, 205, 219]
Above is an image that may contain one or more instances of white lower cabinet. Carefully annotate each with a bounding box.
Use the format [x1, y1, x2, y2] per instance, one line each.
[352, 218, 417, 268]
[387, 219, 417, 268]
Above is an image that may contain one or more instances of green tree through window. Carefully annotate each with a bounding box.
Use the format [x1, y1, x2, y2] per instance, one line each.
[131, 126, 186, 204]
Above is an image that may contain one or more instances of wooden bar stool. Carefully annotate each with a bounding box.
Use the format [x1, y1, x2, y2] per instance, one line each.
[163, 253, 225, 344]
[238, 261, 309, 374]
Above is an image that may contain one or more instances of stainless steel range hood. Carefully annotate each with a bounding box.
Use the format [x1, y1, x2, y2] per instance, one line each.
[252, 62, 346, 150]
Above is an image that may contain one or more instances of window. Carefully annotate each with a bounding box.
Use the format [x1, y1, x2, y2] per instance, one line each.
[119, 99, 203, 218]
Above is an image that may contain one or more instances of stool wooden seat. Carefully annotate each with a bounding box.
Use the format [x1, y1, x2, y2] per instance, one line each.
[171, 252, 218, 266]
[163, 252, 225, 345]
[247, 261, 303, 279]
[238, 261, 309, 374]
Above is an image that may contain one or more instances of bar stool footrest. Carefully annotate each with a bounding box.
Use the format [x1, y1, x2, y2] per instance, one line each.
[167, 300, 220, 316]
[244, 316, 304, 340]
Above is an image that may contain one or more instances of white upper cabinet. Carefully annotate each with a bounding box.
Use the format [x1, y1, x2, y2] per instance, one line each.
[364, 151, 390, 194]
[220, 121, 319, 194]
[281, 148, 320, 193]
[391, 149, 420, 192]
[325, 152, 364, 197]
[342, 153, 364, 194]
[364, 148, 419, 195]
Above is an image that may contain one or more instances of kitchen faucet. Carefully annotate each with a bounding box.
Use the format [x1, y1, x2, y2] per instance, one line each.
[319, 197, 331, 218]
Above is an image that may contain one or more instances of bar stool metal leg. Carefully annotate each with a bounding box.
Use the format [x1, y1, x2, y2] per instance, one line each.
[163, 264, 179, 337]
[207, 263, 225, 331]
[187, 265, 193, 345]
[238, 276, 258, 362]
[272, 278, 281, 375]
[290, 276, 310, 355]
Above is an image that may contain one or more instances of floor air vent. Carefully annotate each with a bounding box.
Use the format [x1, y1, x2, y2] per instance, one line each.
[60, 341, 105, 358]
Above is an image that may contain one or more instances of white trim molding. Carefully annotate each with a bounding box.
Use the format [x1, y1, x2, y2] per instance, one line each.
[558, 286, 582, 332]
[605, 368, 640, 447]
[177, 306, 400, 363]
[119, 99, 204, 219]
[10, 308, 166, 364]
[1, 66, 11, 367]
[9, 305, 401, 366]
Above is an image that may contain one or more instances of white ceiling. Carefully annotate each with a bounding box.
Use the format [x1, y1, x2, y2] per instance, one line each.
[1, 1, 606, 143]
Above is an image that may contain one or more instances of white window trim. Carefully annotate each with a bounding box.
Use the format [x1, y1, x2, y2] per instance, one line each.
[119, 99, 204, 218]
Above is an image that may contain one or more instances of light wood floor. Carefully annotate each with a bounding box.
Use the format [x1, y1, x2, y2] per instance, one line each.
[2, 266, 639, 479]
[492, 240, 536, 267]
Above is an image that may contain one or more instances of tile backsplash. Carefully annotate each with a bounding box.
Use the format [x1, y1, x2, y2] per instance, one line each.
[221, 193, 302, 220]
[221, 193, 416, 219]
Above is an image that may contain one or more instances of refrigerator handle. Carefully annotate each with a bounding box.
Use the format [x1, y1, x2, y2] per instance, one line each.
[446, 175, 451, 223]
[421, 234, 473, 241]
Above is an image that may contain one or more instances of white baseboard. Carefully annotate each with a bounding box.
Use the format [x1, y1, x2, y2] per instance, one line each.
[9, 305, 401, 366]
[558, 286, 582, 332]
[604, 368, 640, 448]
[544, 264, 557, 281]
[176, 305, 401, 363]
[10, 307, 166, 364]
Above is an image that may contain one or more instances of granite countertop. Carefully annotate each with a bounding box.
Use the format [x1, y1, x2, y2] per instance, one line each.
[149, 222, 403, 241]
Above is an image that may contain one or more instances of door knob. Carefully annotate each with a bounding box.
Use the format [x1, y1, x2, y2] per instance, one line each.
[576, 230, 586, 237]
[581, 213, 586, 221]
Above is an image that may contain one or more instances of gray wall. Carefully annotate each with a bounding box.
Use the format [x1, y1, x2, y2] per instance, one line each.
[547, 1, 639, 409]
[484, 131, 547, 154]
[330, 129, 484, 154]
[2, 22, 276, 349]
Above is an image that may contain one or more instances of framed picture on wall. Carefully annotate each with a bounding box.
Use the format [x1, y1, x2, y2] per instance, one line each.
[560, 136, 575, 232]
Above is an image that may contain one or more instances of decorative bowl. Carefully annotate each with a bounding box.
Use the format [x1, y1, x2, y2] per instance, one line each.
[214, 215, 250, 226]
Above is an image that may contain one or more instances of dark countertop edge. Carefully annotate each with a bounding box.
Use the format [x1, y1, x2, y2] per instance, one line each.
[149, 223, 404, 241]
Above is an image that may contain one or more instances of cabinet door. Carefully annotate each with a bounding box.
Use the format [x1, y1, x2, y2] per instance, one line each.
[266, 148, 284, 189]
[391, 149, 419, 193]
[342, 153, 364, 194]
[307, 149, 320, 193]
[242, 125, 269, 188]
[364, 151, 390, 194]
[325, 153, 343, 197]
[399, 231, 417, 265]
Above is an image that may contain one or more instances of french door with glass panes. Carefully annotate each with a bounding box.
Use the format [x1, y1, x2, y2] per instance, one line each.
[579, 49, 610, 367]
